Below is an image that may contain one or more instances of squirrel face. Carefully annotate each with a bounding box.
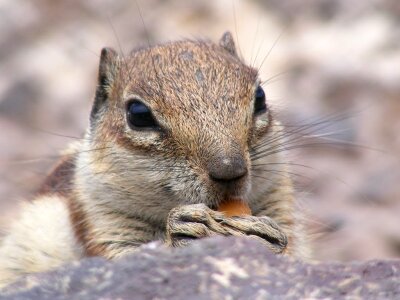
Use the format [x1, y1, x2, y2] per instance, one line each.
[83, 32, 274, 215]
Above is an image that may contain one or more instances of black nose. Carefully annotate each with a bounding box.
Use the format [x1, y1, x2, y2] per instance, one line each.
[208, 154, 248, 183]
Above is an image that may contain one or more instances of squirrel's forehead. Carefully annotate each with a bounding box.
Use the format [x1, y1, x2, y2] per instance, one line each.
[125, 42, 258, 102]
[128, 41, 257, 80]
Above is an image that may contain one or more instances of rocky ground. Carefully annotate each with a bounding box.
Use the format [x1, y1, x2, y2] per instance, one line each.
[1, 237, 399, 299]
[0, 0, 399, 262]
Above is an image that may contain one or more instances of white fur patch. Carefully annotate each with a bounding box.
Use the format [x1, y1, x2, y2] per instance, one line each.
[0, 195, 83, 288]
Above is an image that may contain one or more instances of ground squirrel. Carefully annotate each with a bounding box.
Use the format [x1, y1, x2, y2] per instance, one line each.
[0, 32, 309, 288]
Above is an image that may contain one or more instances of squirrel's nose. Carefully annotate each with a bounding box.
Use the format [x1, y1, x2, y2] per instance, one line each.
[208, 154, 248, 183]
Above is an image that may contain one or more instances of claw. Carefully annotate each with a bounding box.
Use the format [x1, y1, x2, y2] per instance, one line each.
[166, 204, 288, 254]
[220, 216, 288, 252]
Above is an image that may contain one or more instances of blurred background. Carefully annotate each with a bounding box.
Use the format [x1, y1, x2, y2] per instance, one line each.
[0, 0, 399, 261]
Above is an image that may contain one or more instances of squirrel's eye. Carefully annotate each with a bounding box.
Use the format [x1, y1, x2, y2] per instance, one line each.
[126, 100, 159, 130]
[254, 86, 267, 115]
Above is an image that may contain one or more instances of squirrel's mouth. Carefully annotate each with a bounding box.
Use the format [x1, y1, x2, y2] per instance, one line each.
[209, 175, 250, 201]
[186, 170, 251, 209]
[207, 192, 249, 212]
[207, 196, 252, 217]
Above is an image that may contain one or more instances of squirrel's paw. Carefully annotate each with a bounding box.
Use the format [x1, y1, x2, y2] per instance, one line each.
[220, 215, 288, 254]
[166, 204, 287, 253]
[166, 203, 230, 247]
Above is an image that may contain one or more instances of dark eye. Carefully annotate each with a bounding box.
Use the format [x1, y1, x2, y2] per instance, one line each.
[254, 86, 267, 115]
[126, 100, 159, 130]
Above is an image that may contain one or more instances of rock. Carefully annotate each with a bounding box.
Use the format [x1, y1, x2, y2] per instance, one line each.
[1, 237, 399, 300]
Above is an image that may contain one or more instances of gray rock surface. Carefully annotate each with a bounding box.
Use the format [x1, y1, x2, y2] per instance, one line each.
[1, 237, 399, 300]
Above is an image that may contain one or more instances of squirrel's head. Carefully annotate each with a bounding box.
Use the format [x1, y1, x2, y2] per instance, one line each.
[81, 32, 281, 222]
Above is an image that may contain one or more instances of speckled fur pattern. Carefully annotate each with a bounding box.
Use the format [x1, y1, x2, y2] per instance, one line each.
[0, 32, 309, 288]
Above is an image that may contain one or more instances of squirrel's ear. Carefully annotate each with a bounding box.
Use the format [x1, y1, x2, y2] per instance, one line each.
[219, 31, 238, 57]
[91, 47, 118, 124]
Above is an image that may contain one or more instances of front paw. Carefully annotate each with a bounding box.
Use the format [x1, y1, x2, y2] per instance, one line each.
[166, 203, 233, 247]
[166, 204, 288, 253]
[220, 216, 288, 254]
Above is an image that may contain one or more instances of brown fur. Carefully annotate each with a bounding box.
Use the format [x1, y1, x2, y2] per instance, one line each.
[0, 32, 309, 288]
[37, 154, 75, 197]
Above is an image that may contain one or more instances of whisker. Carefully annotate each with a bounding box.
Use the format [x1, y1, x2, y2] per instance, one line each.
[257, 28, 286, 73]
[304, 135, 386, 154]
[231, 0, 243, 59]
[251, 141, 361, 163]
[255, 110, 357, 150]
[260, 70, 291, 86]
[107, 15, 133, 83]
[249, 11, 262, 68]
[250, 111, 360, 161]
[252, 168, 313, 182]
